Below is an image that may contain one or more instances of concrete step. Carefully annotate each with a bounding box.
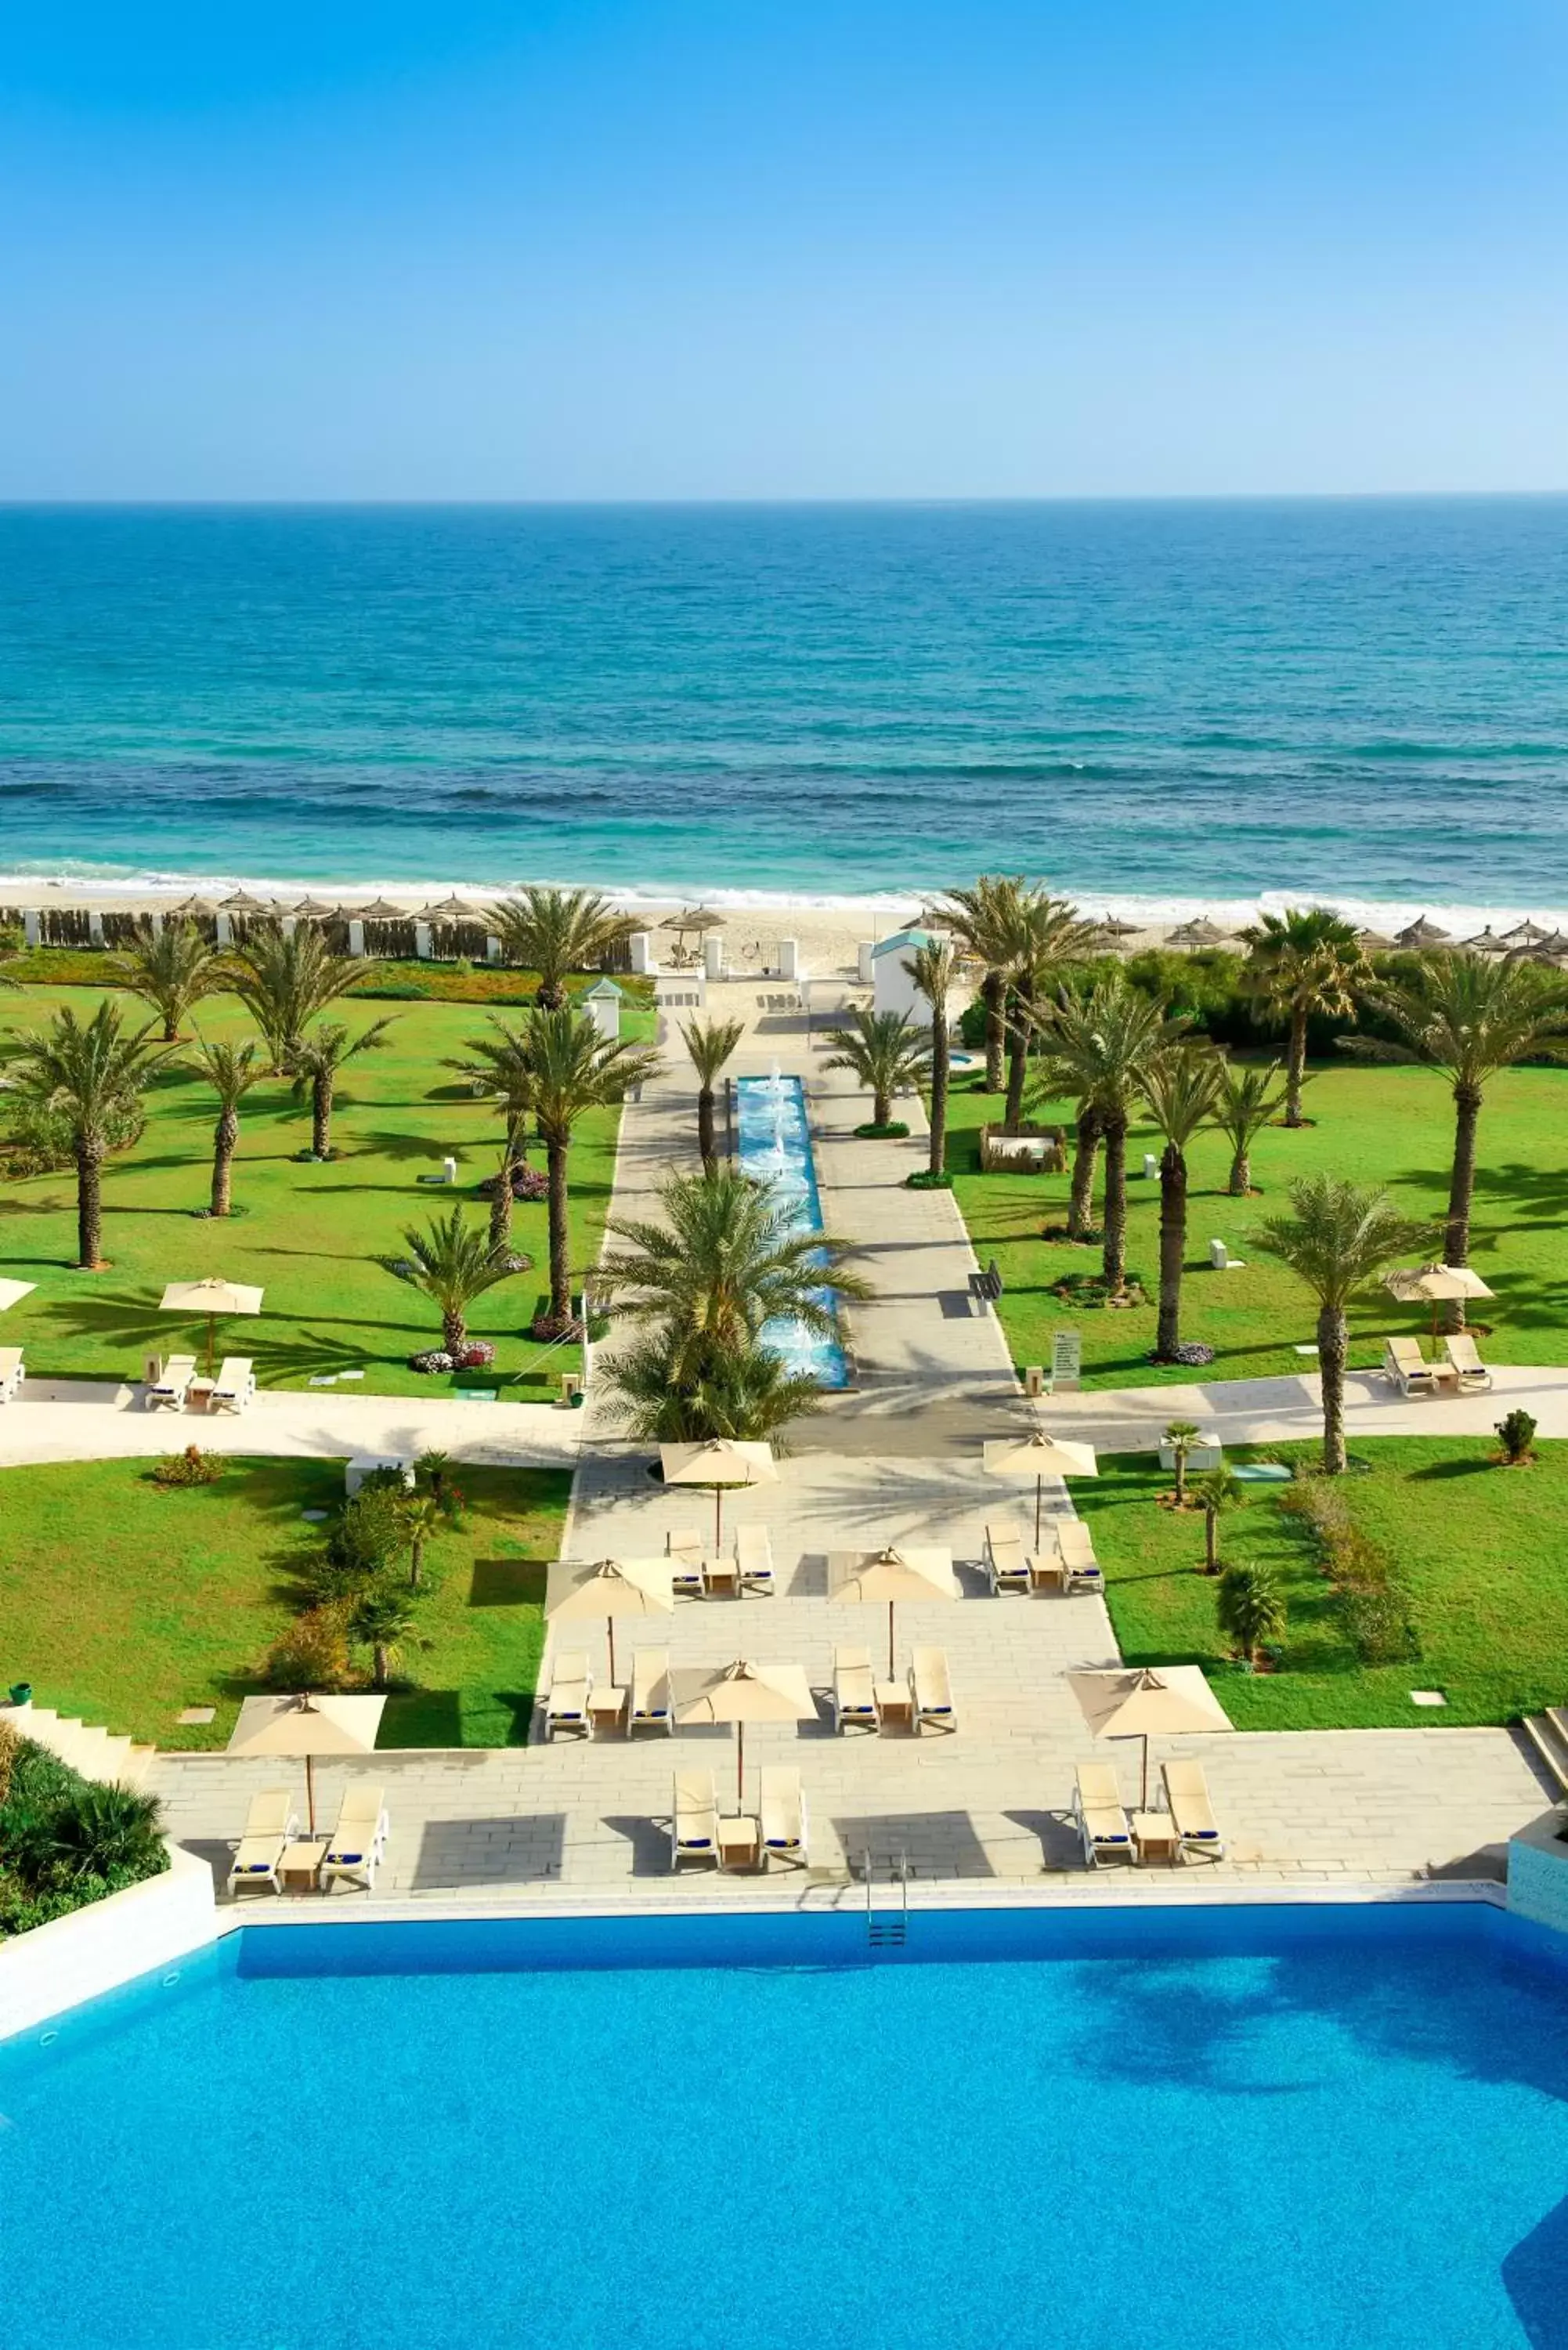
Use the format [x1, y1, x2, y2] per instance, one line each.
[1521, 1712, 1568, 1795]
[2, 1701, 157, 1790]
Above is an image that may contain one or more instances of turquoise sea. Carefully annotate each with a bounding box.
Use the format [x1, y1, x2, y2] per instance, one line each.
[2, 497, 1566, 913]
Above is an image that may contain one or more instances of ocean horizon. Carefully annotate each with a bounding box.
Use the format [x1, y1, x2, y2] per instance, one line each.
[3, 496, 1566, 916]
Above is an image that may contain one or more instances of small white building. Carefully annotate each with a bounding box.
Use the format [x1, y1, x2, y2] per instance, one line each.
[871, 927, 938, 1021]
[583, 977, 623, 1041]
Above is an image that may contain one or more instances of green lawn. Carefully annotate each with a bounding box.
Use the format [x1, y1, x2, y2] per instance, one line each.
[0, 1455, 566, 1748]
[0, 984, 649, 1394]
[1076, 1437, 1568, 1729]
[942, 1061, 1568, 1388]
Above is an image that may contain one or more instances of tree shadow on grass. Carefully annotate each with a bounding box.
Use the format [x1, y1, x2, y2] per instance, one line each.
[1407, 1459, 1499, 1481]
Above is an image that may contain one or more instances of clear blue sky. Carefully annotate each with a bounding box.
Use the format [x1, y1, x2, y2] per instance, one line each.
[2, 0, 1565, 499]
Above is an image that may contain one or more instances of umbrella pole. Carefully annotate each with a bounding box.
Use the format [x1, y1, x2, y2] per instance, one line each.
[607, 1613, 616, 1685]
[306, 1752, 316, 1836]
[737, 1722, 746, 1810]
[714, 1485, 723, 1550]
[1141, 1734, 1149, 1812]
[208, 1314, 215, 1379]
[1035, 1473, 1043, 1549]
[888, 1600, 895, 1683]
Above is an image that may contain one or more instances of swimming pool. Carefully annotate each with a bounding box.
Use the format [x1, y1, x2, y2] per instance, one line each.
[734, 1069, 850, 1387]
[4, 1905, 1568, 2349]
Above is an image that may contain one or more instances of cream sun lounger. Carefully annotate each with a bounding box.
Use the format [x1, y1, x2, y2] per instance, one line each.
[629, 1647, 674, 1735]
[1162, 1759, 1226, 1863]
[320, 1784, 389, 1891]
[983, 1519, 1031, 1595]
[832, 1643, 880, 1734]
[760, 1768, 808, 1869]
[146, 1354, 198, 1410]
[736, 1525, 775, 1596]
[209, 1356, 256, 1412]
[1383, 1336, 1440, 1397]
[1442, 1332, 1494, 1392]
[670, 1770, 720, 1870]
[0, 1347, 23, 1404]
[909, 1646, 956, 1735]
[1056, 1520, 1103, 1593]
[1074, 1762, 1134, 1867]
[226, 1788, 298, 1895]
[667, 1527, 706, 1598]
[544, 1650, 594, 1740]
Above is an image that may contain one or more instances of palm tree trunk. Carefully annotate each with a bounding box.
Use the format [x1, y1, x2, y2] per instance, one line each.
[312, 1073, 333, 1157]
[1284, 1005, 1309, 1126]
[211, 1108, 237, 1217]
[161, 1004, 179, 1044]
[1441, 1081, 1481, 1330]
[546, 1137, 572, 1325]
[1101, 1112, 1129, 1294]
[1318, 1303, 1348, 1474]
[443, 1307, 468, 1356]
[1205, 1507, 1218, 1571]
[1003, 981, 1032, 1135]
[697, 1084, 717, 1173]
[1068, 1104, 1100, 1239]
[873, 1086, 891, 1128]
[928, 1020, 949, 1176]
[1155, 1144, 1187, 1356]
[373, 1641, 390, 1691]
[537, 975, 566, 1011]
[1227, 1143, 1251, 1196]
[74, 1135, 105, 1269]
[982, 972, 1005, 1093]
[410, 1534, 424, 1592]
[489, 1164, 513, 1253]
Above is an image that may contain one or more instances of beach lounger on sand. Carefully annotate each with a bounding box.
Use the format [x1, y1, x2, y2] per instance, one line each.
[1162, 1759, 1226, 1862]
[1056, 1520, 1103, 1593]
[544, 1650, 594, 1739]
[1075, 1762, 1134, 1867]
[146, 1354, 197, 1410]
[667, 1528, 706, 1598]
[320, 1784, 389, 1891]
[832, 1643, 880, 1734]
[1383, 1336, 1440, 1396]
[0, 1347, 23, 1404]
[226, 1788, 298, 1895]
[909, 1646, 956, 1734]
[760, 1768, 808, 1869]
[629, 1647, 674, 1735]
[1442, 1332, 1494, 1392]
[736, 1524, 775, 1596]
[209, 1356, 256, 1412]
[670, 1770, 720, 1870]
[983, 1519, 1031, 1595]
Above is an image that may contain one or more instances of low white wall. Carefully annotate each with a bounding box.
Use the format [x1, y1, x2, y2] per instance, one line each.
[1507, 1810, 1568, 1932]
[0, 1841, 218, 2041]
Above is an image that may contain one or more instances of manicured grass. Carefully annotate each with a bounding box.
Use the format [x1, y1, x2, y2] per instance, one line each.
[1076, 1437, 1568, 1729]
[0, 984, 650, 1394]
[0, 1455, 567, 1749]
[942, 1061, 1568, 1389]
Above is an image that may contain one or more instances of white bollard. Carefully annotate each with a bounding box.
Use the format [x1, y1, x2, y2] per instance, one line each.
[857, 940, 876, 985]
[88, 910, 104, 946]
[215, 913, 232, 947]
[23, 909, 38, 947]
[348, 920, 367, 957]
[442, 1156, 457, 1186]
[629, 931, 654, 974]
[703, 933, 724, 981]
[1143, 1152, 1159, 1180]
[485, 935, 501, 965]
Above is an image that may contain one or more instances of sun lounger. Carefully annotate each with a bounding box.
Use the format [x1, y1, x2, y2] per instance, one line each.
[670, 1770, 720, 1870]
[1162, 1759, 1226, 1863]
[832, 1643, 880, 1734]
[629, 1647, 674, 1735]
[146, 1354, 197, 1410]
[544, 1650, 594, 1739]
[209, 1356, 256, 1412]
[320, 1784, 389, 1891]
[909, 1645, 956, 1734]
[983, 1518, 1031, 1595]
[226, 1788, 298, 1895]
[0, 1347, 23, 1404]
[760, 1768, 808, 1869]
[1074, 1762, 1134, 1867]
[736, 1524, 775, 1596]
[1056, 1519, 1103, 1593]
[667, 1527, 706, 1598]
[1383, 1335, 1440, 1396]
[1442, 1332, 1493, 1392]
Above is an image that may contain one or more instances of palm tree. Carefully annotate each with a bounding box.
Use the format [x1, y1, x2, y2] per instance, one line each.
[1029, 972, 1188, 1296]
[1194, 1464, 1244, 1574]
[1141, 1048, 1222, 1359]
[233, 924, 360, 1073]
[905, 937, 959, 1177]
[597, 1166, 868, 1369]
[486, 886, 636, 1010]
[0, 1000, 173, 1267]
[1257, 1176, 1433, 1472]
[522, 1006, 663, 1333]
[822, 1007, 933, 1130]
[182, 1035, 267, 1217]
[350, 1581, 416, 1691]
[1162, 1420, 1202, 1505]
[1216, 1560, 1287, 1668]
[1238, 907, 1363, 1126]
[1213, 1060, 1291, 1195]
[118, 920, 225, 1043]
[1064, 1099, 1103, 1242]
[399, 1491, 442, 1591]
[1000, 891, 1098, 1134]
[1358, 952, 1568, 1320]
[397, 1204, 520, 1356]
[444, 1021, 537, 1249]
[291, 1018, 394, 1158]
[679, 1015, 746, 1173]
[938, 875, 1025, 1093]
[602, 1324, 823, 1444]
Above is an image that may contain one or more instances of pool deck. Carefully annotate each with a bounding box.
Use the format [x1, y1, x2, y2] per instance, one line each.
[145, 993, 1555, 1918]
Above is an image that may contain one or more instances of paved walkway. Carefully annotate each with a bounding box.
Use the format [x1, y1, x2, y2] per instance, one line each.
[1024, 1363, 1568, 1452]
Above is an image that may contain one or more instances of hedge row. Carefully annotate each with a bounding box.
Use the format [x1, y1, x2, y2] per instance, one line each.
[1276, 1472, 1421, 1663]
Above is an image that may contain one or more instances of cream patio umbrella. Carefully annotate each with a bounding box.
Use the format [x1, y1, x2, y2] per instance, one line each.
[160, 1276, 264, 1376]
[676, 1658, 817, 1808]
[227, 1691, 385, 1834]
[659, 1439, 779, 1549]
[0, 1278, 37, 1314]
[1069, 1665, 1232, 1809]
[829, 1545, 956, 1679]
[983, 1430, 1098, 1546]
[547, 1556, 674, 1683]
[1383, 1263, 1495, 1338]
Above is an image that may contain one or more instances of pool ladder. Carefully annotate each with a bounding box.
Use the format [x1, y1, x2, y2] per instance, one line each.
[863, 1849, 911, 1950]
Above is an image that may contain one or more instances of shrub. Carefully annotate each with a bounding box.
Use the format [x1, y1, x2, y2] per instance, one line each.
[0, 1740, 168, 1939]
[1216, 1560, 1288, 1666]
[150, 1444, 223, 1488]
[263, 1605, 351, 1690]
[1496, 1408, 1537, 1466]
[854, 1120, 911, 1140]
[906, 1170, 954, 1191]
[478, 1164, 549, 1202]
[2, 1094, 145, 1179]
[302, 1485, 408, 1605]
[1277, 1470, 1420, 1662]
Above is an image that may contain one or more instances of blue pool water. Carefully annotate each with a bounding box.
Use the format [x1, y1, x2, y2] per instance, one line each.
[4, 1907, 1568, 2348]
[734, 1071, 850, 1388]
